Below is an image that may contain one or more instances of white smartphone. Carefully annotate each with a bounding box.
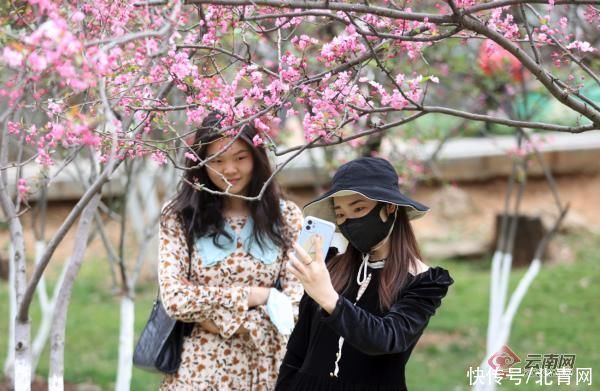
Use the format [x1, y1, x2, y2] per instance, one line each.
[296, 216, 336, 262]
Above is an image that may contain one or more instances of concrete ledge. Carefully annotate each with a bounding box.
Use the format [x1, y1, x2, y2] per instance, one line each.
[277, 130, 600, 185]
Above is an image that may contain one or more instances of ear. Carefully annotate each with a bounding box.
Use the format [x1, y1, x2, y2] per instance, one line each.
[380, 203, 397, 222]
[386, 204, 398, 215]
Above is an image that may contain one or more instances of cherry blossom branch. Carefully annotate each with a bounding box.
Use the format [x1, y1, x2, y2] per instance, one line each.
[274, 112, 425, 156]
[350, 104, 597, 132]
[465, 0, 600, 14]
[176, 44, 279, 77]
[16, 2, 185, 321]
[524, 3, 600, 86]
[186, 0, 451, 23]
[518, 4, 542, 65]
[244, 9, 462, 41]
[457, 13, 600, 125]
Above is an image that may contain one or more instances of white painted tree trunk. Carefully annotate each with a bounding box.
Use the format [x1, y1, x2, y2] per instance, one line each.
[3, 247, 16, 382]
[485, 250, 504, 356]
[473, 255, 541, 391]
[115, 296, 135, 391]
[12, 235, 31, 391]
[48, 193, 101, 391]
[0, 193, 31, 390]
[14, 319, 31, 391]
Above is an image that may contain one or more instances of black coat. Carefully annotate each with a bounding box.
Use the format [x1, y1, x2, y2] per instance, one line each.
[275, 264, 453, 391]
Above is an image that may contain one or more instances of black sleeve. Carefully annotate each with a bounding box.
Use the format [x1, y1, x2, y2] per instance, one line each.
[321, 267, 453, 356]
[275, 293, 314, 390]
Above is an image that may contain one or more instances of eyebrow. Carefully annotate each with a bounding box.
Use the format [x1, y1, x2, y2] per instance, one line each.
[207, 148, 249, 158]
[333, 199, 365, 210]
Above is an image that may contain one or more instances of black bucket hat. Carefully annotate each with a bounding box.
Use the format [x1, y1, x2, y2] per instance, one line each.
[303, 157, 429, 226]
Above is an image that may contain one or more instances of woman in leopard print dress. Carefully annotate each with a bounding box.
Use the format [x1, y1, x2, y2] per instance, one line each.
[158, 112, 303, 390]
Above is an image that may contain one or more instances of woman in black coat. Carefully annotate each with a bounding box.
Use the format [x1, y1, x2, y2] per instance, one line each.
[276, 157, 454, 391]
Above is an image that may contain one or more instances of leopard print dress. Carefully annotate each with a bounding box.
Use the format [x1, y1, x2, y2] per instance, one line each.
[158, 200, 304, 390]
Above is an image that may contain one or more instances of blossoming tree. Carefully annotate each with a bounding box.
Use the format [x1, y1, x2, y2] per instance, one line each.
[1, 0, 598, 390]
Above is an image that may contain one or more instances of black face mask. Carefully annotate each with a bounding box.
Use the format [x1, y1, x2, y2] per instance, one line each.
[338, 203, 396, 254]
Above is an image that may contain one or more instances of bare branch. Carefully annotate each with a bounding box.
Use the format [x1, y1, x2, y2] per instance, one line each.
[185, 0, 452, 23]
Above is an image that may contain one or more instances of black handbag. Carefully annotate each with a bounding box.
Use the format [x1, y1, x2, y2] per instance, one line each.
[132, 299, 187, 374]
[133, 250, 193, 374]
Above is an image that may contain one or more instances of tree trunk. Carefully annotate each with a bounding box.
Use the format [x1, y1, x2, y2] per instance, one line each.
[473, 258, 542, 391]
[14, 318, 31, 391]
[3, 247, 16, 383]
[48, 193, 101, 391]
[0, 194, 31, 390]
[115, 295, 135, 391]
[31, 254, 68, 375]
[12, 237, 31, 391]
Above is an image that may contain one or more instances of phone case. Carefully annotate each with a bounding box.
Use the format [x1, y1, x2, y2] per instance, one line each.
[296, 216, 336, 262]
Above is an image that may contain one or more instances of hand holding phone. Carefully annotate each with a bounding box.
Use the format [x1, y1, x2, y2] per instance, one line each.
[296, 216, 335, 262]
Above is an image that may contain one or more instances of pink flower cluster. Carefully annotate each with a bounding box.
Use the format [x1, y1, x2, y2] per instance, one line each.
[366, 74, 424, 110]
[488, 8, 521, 40]
[17, 178, 29, 201]
[319, 27, 366, 67]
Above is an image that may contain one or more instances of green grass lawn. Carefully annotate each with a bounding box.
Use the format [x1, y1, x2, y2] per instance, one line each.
[407, 233, 600, 391]
[0, 233, 598, 390]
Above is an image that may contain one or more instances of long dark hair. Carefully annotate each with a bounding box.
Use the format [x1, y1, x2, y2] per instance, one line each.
[162, 112, 286, 254]
[327, 206, 421, 311]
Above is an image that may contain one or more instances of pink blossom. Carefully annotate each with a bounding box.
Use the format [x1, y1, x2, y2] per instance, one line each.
[67, 77, 89, 92]
[566, 41, 595, 53]
[387, 91, 408, 110]
[7, 121, 20, 135]
[17, 178, 29, 200]
[36, 149, 54, 167]
[151, 151, 168, 166]
[252, 134, 264, 147]
[170, 52, 194, 79]
[348, 137, 366, 148]
[27, 52, 48, 72]
[81, 132, 101, 147]
[454, 0, 476, 6]
[292, 35, 318, 50]
[56, 62, 77, 79]
[49, 123, 65, 141]
[71, 11, 85, 23]
[186, 107, 206, 125]
[184, 152, 198, 162]
[320, 33, 365, 66]
[2, 47, 24, 68]
[559, 17, 568, 30]
[47, 100, 63, 114]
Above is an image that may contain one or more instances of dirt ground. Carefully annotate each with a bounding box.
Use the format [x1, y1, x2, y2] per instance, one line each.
[0, 377, 82, 391]
[1, 173, 599, 281]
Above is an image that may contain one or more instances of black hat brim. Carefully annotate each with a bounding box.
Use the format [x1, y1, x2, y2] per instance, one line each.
[303, 187, 429, 228]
